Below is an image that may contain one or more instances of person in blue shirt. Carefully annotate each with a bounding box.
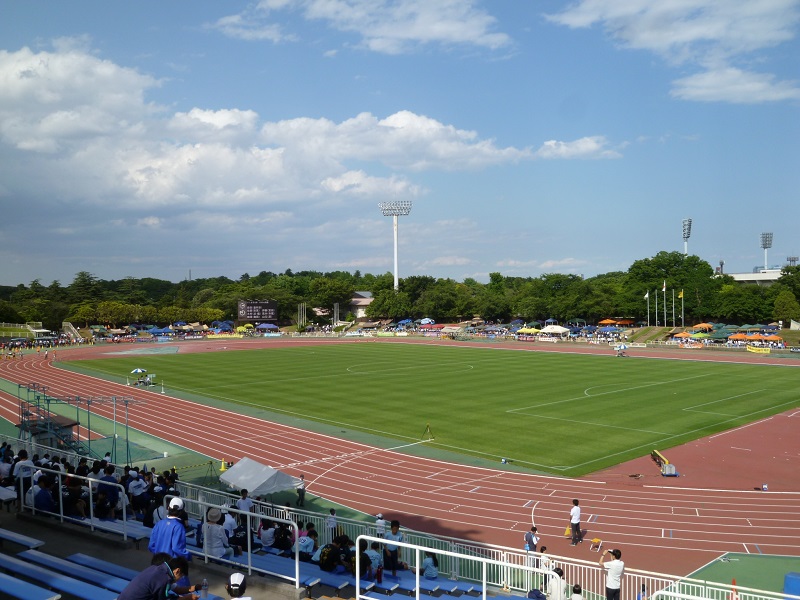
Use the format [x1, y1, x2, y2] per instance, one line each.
[148, 497, 190, 560]
[383, 520, 404, 576]
[33, 475, 57, 513]
[411, 551, 439, 580]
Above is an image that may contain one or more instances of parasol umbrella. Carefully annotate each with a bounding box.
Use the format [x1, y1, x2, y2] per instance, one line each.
[615, 343, 628, 350]
[131, 368, 147, 374]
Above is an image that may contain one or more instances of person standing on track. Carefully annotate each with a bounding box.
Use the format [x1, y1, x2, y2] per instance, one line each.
[599, 548, 624, 600]
[569, 499, 583, 546]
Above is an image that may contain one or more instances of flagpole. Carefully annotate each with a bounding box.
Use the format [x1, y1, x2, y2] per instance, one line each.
[672, 289, 675, 327]
[655, 291, 658, 326]
[647, 294, 650, 327]
[663, 282, 666, 329]
[681, 290, 685, 328]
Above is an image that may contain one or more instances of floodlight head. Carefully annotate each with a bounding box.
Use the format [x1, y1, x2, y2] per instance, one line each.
[379, 200, 413, 217]
[760, 232, 773, 249]
[787, 256, 799, 267]
[682, 218, 692, 241]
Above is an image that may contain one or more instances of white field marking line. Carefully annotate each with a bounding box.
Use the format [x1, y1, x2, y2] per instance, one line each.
[789, 410, 800, 417]
[507, 373, 713, 413]
[743, 543, 750, 553]
[644, 484, 800, 495]
[709, 416, 773, 439]
[303, 440, 430, 488]
[696, 508, 700, 517]
[426, 469, 449, 479]
[683, 390, 765, 411]
[730, 447, 752, 452]
[283, 439, 429, 472]
[531, 501, 539, 527]
[469, 487, 481, 493]
[429, 472, 504, 494]
[747, 519, 752, 526]
[566, 396, 800, 470]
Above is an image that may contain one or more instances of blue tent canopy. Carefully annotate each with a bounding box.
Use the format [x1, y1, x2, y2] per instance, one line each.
[256, 323, 278, 330]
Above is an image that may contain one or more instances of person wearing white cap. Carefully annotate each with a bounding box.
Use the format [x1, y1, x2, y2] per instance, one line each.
[226, 572, 251, 599]
[375, 513, 386, 538]
[148, 496, 190, 561]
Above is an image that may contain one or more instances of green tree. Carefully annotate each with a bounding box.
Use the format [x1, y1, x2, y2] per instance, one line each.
[366, 290, 412, 319]
[773, 290, 800, 326]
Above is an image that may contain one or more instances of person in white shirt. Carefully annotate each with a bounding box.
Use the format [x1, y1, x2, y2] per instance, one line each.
[599, 548, 625, 600]
[375, 513, 387, 538]
[548, 567, 568, 600]
[204, 507, 235, 559]
[569, 499, 583, 545]
[235, 488, 255, 531]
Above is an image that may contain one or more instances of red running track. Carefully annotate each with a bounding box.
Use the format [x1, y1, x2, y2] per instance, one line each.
[0, 339, 798, 576]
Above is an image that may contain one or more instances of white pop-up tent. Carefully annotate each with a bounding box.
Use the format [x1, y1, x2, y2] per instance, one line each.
[219, 457, 300, 496]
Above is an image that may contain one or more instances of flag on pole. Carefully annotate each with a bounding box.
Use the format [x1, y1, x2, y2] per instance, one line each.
[678, 289, 684, 299]
[644, 291, 649, 299]
[662, 280, 666, 292]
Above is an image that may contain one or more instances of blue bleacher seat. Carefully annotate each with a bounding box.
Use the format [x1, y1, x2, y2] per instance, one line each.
[0, 527, 45, 549]
[66, 552, 140, 581]
[0, 570, 61, 600]
[18, 549, 130, 594]
[0, 553, 117, 600]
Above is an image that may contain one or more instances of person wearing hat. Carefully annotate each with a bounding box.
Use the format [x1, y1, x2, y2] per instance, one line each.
[599, 548, 625, 600]
[204, 506, 236, 559]
[148, 496, 191, 561]
[226, 572, 251, 599]
[375, 513, 386, 538]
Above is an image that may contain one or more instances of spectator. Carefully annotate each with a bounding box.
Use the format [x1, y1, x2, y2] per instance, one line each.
[318, 535, 347, 573]
[258, 518, 276, 548]
[573, 583, 584, 600]
[128, 470, 150, 515]
[226, 572, 252, 600]
[365, 541, 383, 570]
[148, 497, 191, 561]
[375, 513, 386, 538]
[599, 549, 625, 600]
[235, 488, 254, 528]
[325, 508, 338, 542]
[296, 529, 317, 561]
[410, 550, 438, 580]
[222, 506, 238, 540]
[352, 538, 374, 579]
[117, 554, 200, 600]
[97, 465, 121, 517]
[33, 474, 56, 513]
[204, 506, 236, 559]
[12, 448, 35, 499]
[548, 567, 568, 600]
[383, 519, 404, 576]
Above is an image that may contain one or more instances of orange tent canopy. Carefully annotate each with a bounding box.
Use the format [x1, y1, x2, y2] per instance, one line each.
[694, 323, 713, 330]
[728, 333, 748, 340]
[673, 332, 692, 338]
[598, 319, 616, 325]
[764, 334, 783, 341]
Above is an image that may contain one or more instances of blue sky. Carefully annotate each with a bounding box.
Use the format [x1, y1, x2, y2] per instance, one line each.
[1, 1, 798, 286]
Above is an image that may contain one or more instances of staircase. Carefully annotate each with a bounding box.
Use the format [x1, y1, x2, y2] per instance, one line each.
[62, 321, 83, 341]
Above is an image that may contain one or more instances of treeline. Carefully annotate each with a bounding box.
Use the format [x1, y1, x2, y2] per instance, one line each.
[2, 252, 800, 332]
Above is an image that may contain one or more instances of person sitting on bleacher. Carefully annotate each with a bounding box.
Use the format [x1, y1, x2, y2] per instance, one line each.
[148, 497, 191, 561]
[258, 518, 276, 548]
[97, 465, 121, 518]
[296, 528, 318, 561]
[365, 541, 383, 571]
[204, 506, 237, 559]
[11, 448, 35, 500]
[117, 553, 200, 600]
[128, 469, 150, 516]
[33, 474, 57, 513]
[317, 535, 349, 573]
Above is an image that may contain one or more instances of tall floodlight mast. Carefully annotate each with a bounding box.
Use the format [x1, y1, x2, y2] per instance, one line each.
[760, 232, 773, 271]
[378, 201, 413, 291]
[682, 218, 692, 256]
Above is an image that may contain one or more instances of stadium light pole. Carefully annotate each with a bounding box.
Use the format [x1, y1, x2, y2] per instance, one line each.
[682, 218, 692, 256]
[379, 200, 413, 291]
[760, 232, 773, 271]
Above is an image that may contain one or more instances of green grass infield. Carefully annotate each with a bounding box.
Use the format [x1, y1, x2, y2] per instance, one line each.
[64, 342, 799, 477]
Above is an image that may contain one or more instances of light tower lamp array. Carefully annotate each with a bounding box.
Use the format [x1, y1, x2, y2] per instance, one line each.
[682, 218, 692, 256]
[760, 232, 773, 271]
[378, 200, 413, 291]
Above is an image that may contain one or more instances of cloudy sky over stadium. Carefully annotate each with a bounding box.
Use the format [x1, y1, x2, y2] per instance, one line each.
[1, 1, 798, 286]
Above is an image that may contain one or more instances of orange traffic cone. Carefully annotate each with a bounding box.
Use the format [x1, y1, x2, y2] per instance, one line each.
[730, 578, 738, 600]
